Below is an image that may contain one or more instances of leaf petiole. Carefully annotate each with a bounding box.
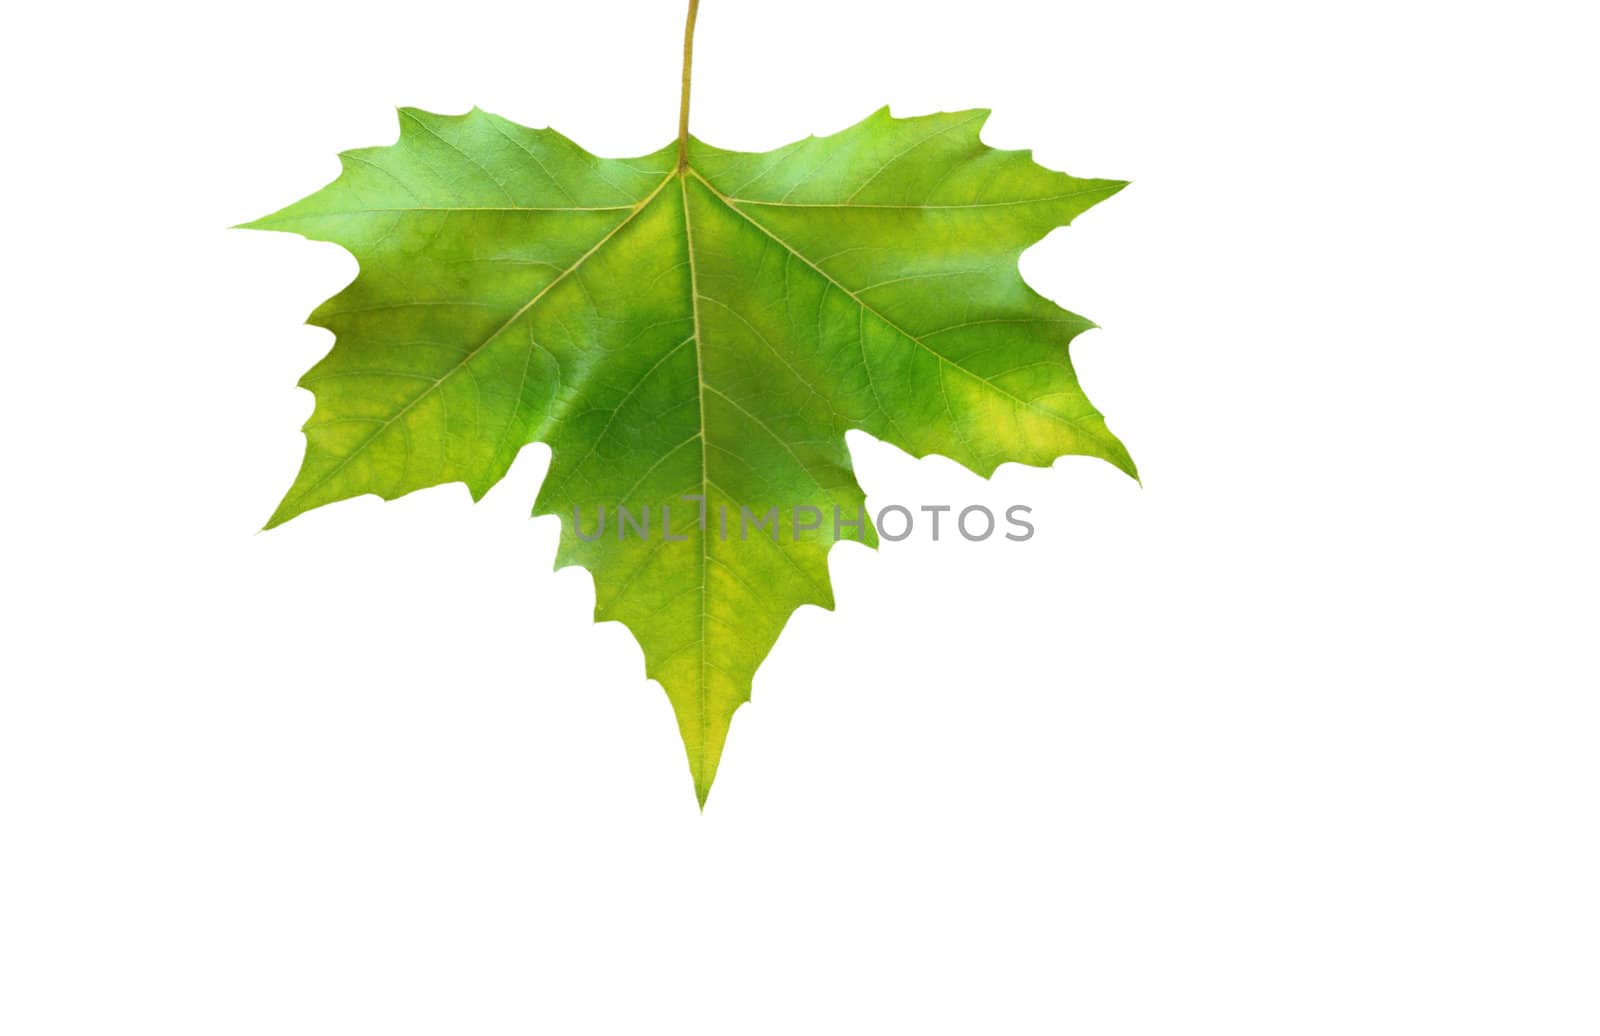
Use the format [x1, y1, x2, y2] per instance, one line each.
[677, 0, 700, 170]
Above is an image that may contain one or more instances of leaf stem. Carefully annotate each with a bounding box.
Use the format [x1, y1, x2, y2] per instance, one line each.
[676, 0, 700, 170]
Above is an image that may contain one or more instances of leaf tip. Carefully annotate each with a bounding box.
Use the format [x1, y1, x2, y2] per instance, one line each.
[262, 488, 311, 532]
[1104, 440, 1140, 483]
[394, 106, 443, 138]
[234, 211, 289, 233]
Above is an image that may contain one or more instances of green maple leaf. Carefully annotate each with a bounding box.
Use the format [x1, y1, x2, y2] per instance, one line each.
[243, 3, 1135, 806]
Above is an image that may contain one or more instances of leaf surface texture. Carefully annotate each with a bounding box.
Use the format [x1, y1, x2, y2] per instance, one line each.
[247, 107, 1134, 803]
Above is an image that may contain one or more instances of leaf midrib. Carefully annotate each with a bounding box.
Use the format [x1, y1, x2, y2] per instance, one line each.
[678, 172, 713, 779]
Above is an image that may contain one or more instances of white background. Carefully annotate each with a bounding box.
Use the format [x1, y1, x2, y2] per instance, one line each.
[2, 0, 1596, 1032]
